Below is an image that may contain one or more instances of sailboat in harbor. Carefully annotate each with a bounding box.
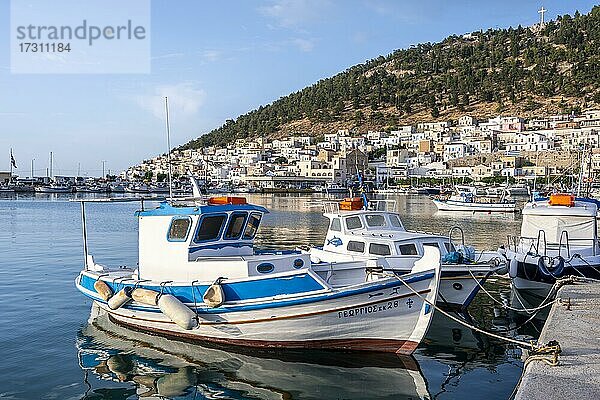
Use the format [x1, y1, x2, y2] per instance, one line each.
[34, 152, 71, 193]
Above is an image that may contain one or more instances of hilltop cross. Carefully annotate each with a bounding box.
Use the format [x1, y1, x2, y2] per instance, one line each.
[538, 6, 547, 26]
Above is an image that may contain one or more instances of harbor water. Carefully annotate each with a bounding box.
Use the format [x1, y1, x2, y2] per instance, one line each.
[0, 193, 534, 399]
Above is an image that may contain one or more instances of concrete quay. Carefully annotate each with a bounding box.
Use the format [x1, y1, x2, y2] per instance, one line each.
[515, 282, 600, 399]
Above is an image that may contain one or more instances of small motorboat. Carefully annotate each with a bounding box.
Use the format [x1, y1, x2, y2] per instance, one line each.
[304, 197, 503, 310]
[34, 183, 72, 193]
[432, 187, 516, 213]
[506, 193, 600, 305]
[109, 183, 126, 193]
[125, 184, 150, 193]
[74, 194, 441, 354]
[322, 183, 349, 195]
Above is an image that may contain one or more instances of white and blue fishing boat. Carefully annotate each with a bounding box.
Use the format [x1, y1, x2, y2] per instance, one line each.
[74, 195, 441, 354]
[304, 197, 504, 310]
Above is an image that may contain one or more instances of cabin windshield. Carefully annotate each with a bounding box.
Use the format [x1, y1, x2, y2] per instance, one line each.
[243, 212, 262, 240]
[225, 212, 247, 240]
[365, 214, 386, 227]
[194, 214, 227, 242]
[345, 216, 363, 230]
[330, 218, 342, 232]
[389, 214, 403, 229]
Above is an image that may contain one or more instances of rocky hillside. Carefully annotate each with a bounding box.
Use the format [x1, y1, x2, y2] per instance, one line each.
[180, 7, 600, 150]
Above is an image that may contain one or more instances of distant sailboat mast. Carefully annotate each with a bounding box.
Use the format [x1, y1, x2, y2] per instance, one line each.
[164, 97, 173, 199]
[9, 148, 13, 184]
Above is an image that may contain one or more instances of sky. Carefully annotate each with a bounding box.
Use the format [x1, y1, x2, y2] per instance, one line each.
[0, 0, 597, 177]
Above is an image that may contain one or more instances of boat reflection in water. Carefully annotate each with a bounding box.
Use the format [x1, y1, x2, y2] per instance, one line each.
[416, 292, 535, 400]
[78, 310, 431, 400]
[77, 298, 532, 400]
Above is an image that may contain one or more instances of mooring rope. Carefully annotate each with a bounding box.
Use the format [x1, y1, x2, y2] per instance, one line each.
[387, 269, 562, 355]
[566, 255, 600, 282]
[465, 263, 563, 314]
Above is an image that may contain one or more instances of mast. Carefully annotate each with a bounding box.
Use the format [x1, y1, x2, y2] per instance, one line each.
[577, 147, 585, 197]
[9, 148, 13, 185]
[164, 97, 173, 199]
[586, 147, 593, 198]
[50, 151, 53, 180]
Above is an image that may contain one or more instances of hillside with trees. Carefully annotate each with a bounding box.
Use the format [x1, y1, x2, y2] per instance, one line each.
[180, 7, 600, 150]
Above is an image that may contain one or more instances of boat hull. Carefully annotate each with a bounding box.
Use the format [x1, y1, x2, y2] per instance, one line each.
[432, 199, 516, 213]
[438, 269, 490, 310]
[78, 270, 438, 354]
[508, 254, 600, 306]
[34, 187, 71, 193]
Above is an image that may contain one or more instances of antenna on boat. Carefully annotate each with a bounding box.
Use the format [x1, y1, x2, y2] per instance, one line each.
[164, 97, 173, 199]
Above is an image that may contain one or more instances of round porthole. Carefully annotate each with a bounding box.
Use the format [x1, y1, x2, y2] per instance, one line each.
[452, 328, 462, 342]
[453, 282, 463, 290]
[256, 263, 275, 274]
[293, 258, 304, 269]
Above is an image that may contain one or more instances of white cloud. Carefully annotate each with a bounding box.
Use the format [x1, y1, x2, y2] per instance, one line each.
[292, 38, 315, 52]
[134, 82, 205, 120]
[259, 0, 329, 28]
[201, 50, 222, 62]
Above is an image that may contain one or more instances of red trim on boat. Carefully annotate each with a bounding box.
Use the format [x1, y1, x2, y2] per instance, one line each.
[110, 315, 420, 354]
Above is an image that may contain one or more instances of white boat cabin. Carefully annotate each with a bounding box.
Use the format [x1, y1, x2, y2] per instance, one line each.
[312, 200, 456, 267]
[129, 198, 311, 283]
[515, 196, 599, 258]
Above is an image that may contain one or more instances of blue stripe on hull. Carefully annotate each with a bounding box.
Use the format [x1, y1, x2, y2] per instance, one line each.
[79, 272, 324, 303]
[77, 271, 434, 314]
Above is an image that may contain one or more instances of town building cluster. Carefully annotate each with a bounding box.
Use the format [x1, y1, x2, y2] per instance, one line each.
[125, 110, 600, 190]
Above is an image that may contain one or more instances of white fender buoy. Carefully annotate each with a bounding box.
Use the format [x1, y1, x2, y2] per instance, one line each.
[132, 288, 160, 306]
[106, 354, 134, 382]
[155, 367, 196, 397]
[509, 258, 518, 278]
[108, 287, 133, 310]
[203, 282, 225, 308]
[94, 280, 113, 301]
[158, 294, 197, 330]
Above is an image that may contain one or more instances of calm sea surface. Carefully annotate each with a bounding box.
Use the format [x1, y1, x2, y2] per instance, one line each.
[0, 193, 535, 400]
